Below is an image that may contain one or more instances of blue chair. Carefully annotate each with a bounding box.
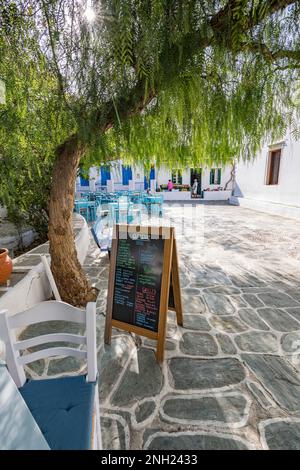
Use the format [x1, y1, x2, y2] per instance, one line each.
[74, 201, 89, 221]
[88, 192, 96, 201]
[0, 301, 101, 450]
[74, 201, 96, 222]
[143, 194, 164, 217]
[88, 202, 96, 222]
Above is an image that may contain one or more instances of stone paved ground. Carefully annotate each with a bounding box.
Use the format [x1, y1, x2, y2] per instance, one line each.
[24, 203, 300, 450]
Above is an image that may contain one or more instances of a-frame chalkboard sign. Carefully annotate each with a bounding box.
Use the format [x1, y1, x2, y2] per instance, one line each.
[104, 224, 183, 362]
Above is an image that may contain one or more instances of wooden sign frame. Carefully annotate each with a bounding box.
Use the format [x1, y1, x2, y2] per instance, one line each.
[104, 224, 183, 362]
[168, 237, 183, 327]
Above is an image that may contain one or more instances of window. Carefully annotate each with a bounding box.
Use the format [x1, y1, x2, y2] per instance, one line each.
[210, 168, 221, 185]
[172, 169, 182, 184]
[266, 149, 281, 185]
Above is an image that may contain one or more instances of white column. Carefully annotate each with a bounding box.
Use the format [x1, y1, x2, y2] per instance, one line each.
[128, 180, 135, 191]
[107, 179, 115, 192]
[182, 169, 190, 185]
[89, 179, 96, 191]
[150, 179, 156, 192]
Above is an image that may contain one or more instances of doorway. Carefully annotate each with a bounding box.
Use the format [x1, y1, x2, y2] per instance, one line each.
[190, 168, 202, 197]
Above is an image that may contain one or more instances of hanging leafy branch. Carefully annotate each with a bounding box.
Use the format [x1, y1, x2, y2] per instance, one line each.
[2, 0, 300, 172]
[0, 3, 75, 236]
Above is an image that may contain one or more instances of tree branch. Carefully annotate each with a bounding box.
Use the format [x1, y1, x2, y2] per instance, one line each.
[96, 0, 298, 134]
[41, 0, 70, 111]
[242, 41, 300, 64]
[210, 0, 297, 33]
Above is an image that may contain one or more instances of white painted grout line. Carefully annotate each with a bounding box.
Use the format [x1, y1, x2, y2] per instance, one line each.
[101, 413, 131, 450]
[103, 339, 137, 409]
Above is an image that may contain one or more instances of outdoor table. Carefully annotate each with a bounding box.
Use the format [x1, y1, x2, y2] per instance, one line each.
[130, 194, 143, 204]
[0, 362, 50, 450]
[142, 195, 163, 216]
[143, 195, 163, 203]
[108, 202, 133, 224]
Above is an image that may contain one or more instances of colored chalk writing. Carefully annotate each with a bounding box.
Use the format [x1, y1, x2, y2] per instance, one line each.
[112, 237, 164, 332]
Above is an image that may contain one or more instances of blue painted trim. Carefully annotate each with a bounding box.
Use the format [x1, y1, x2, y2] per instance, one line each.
[122, 165, 132, 185]
[150, 167, 155, 180]
[100, 166, 111, 186]
[80, 176, 89, 187]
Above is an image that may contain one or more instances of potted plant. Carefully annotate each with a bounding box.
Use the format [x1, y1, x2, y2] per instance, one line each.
[0, 248, 13, 284]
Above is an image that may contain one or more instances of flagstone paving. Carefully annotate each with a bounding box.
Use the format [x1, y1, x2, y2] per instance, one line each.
[260, 419, 300, 450]
[24, 203, 300, 450]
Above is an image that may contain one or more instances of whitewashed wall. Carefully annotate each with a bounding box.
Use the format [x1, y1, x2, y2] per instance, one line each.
[202, 166, 232, 190]
[80, 162, 233, 193]
[235, 136, 300, 208]
[156, 165, 232, 190]
[131, 164, 145, 190]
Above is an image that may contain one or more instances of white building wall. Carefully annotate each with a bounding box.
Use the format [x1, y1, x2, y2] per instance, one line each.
[235, 136, 300, 207]
[202, 166, 232, 191]
[89, 166, 99, 180]
[156, 165, 232, 190]
[77, 161, 233, 195]
[131, 164, 145, 190]
[155, 167, 171, 186]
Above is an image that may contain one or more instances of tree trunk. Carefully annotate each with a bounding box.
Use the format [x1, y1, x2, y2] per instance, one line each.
[48, 134, 96, 306]
[224, 161, 236, 193]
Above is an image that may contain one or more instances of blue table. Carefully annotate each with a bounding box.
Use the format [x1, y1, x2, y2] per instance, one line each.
[0, 362, 50, 450]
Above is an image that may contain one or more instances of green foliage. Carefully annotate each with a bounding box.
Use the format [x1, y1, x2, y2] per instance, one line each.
[1, 0, 300, 218]
[76, 0, 300, 171]
[0, 5, 76, 236]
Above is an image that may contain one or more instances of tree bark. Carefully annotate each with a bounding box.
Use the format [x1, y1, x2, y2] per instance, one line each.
[224, 161, 236, 193]
[48, 134, 96, 306]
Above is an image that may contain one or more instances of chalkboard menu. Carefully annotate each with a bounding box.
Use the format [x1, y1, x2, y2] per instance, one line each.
[105, 225, 183, 362]
[112, 237, 164, 332]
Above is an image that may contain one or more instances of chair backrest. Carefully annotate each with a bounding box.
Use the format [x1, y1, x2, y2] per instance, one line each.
[0, 301, 97, 388]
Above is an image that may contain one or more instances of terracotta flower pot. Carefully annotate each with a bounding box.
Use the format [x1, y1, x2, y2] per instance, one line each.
[0, 248, 13, 284]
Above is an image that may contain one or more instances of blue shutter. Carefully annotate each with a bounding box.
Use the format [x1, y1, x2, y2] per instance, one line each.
[217, 169, 221, 185]
[150, 167, 155, 180]
[210, 170, 214, 185]
[80, 176, 89, 187]
[144, 167, 154, 189]
[122, 165, 132, 185]
[101, 166, 111, 186]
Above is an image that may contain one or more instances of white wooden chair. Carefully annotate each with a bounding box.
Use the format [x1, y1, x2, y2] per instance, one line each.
[0, 300, 102, 450]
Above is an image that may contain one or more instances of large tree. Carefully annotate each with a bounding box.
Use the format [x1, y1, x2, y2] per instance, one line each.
[1, 0, 300, 305]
